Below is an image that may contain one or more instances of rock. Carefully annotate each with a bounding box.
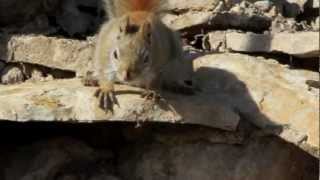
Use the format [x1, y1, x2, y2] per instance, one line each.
[203, 31, 227, 52]
[54, 0, 101, 37]
[271, 16, 304, 33]
[312, 16, 320, 31]
[163, 11, 271, 32]
[0, 65, 24, 84]
[283, 0, 307, 17]
[4, 138, 118, 180]
[162, 0, 271, 32]
[0, 53, 318, 156]
[28, 67, 46, 82]
[312, 0, 319, 8]
[193, 53, 319, 155]
[0, 61, 5, 73]
[254, 0, 273, 12]
[166, 0, 221, 12]
[0, 35, 95, 76]
[118, 137, 318, 180]
[226, 31, 320, 57]
[0, 0, 59, 26]
[162, 11, 213, 31]
[0, 0, 102, 36]
[0, 79, 241, 132]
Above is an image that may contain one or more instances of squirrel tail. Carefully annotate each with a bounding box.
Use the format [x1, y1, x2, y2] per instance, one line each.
[104, 0, 166, 18]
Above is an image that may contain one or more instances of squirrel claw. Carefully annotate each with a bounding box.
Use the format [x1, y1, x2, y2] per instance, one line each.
[95, 88, 119, 113]
[141, 90, 162, 102]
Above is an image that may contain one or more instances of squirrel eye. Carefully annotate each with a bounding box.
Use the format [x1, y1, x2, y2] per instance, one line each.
[113, 49, 119, 60]
[143, 54, 149, 64]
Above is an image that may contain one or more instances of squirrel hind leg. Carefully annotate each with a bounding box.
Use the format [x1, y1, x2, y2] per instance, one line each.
[81, 71, 99, 87]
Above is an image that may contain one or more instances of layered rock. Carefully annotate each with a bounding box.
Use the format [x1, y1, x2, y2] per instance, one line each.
[119, 136, 317, 180]
[0, 35, 95, 76]
[1, 133, 317, 180]
[3, 138, 118, 180]
[0, 53, 318, 157]
[225, 31, 320, 57]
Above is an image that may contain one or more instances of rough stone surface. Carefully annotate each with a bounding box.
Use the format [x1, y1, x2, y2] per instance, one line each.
[163, 11, 271, 32]
[254, 0, 273, 12]
[0, 79, 240, 132]
[55, 0, 101, 36]
[0, 0, 56, 26]
[0, 0, 318, 179]
[226, 31, 320, 57]
[1, 130, 317, 180]
[0, 61, 5, 73]
[166, 0, 221, 11]
[0, 35, 95, 76]
[119, 137, 318, 180]
[203, 31, 227, 52]
[4, 138, 118, 180]
[192, 53, 319, 154]
[313, 0, 320, 8]
[312, 16, 320, 31]
[0, 53, 318, 156]
[0, 65, 24, 84]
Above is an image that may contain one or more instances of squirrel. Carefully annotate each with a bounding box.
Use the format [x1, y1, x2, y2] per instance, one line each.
[83, 0, 194, 112]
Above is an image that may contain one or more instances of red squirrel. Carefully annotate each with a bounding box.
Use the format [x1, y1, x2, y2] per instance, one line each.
[83, 0, 194, 112]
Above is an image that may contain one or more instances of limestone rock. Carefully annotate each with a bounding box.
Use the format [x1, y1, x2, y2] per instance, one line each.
[163, 9, 271, 32]
[193, 53, 319, 154]
[0, 79, 240, 131]
[203, 31, 227, 52]
[162, 11, 213, 31]
[4, 138, 118, 180]
[0, 61, 5, 73]
[54, 0, 101, 36]
[0, 0, 58, 26]
[312, 16, 320, 31]
[119, 137, 318, 180]
[282, 0, 307, 17]
[226, 31, 320, 57]
[0, 53, 318, 156]
[0, 65, 24, 84]
[254, 0, 273, 12]
[0, 35, 95, 76]
[166, 0, 221, 12]
[312, 0, 320, 8]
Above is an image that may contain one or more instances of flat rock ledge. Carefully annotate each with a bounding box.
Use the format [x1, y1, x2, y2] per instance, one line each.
[0, 53, 318, 157]
[0, 79, 240, 131]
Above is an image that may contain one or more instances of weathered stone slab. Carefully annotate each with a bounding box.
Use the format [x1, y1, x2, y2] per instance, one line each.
[226, 32, 320, 57]
[0, 79, 240, 131]
[193, 53, 319, 153]
[163, 12, 271, 32]
[0, 53, 318, 156]
[0, 35, 95, 76]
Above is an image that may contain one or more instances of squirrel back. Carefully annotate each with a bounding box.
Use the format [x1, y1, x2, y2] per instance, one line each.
[104, 0, 167, 19]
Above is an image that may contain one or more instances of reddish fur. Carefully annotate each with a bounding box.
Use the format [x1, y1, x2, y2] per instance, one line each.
[130, 12, 153, 25]
[128, 0, 160, 12]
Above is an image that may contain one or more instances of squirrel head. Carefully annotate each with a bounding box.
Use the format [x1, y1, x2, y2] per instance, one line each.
[109, 14, 154, 83]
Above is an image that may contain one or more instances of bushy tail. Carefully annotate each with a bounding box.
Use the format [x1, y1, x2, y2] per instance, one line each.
[104, 0, 166, 18]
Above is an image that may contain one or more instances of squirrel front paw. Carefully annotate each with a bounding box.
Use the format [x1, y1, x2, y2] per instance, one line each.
[94, 86, 119, 113]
